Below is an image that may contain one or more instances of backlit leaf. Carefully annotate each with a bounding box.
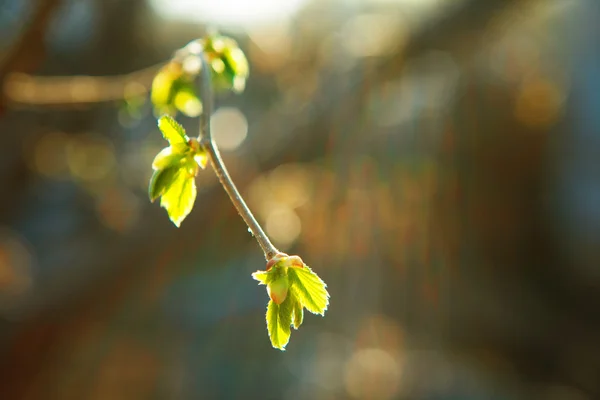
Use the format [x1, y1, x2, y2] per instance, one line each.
[288, 265, 329, 316]
[152, 146, 185, 170]
[292, 294, 303, 329]
[151, 65, 179, 108]
[148, 165, 179, 202]
[194, 151, 208, 169]
[158, 115, 189, 149]
[252, 270, 269, 285]
[173, 87, 202, 117]
[266, 297, 293, 350]
[159, 168, 197, 227]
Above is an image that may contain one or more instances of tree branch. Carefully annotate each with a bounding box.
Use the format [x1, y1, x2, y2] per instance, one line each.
[194, 49, 279, 260]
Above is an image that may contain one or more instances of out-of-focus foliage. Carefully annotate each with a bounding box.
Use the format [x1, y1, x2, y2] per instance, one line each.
[151, 61, 202, 117]
[150, 34, 249, 118]
[253, 255, 329, 350]
[149, 115, 207, 226]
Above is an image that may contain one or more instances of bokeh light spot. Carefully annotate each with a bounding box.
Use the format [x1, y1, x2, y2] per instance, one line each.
[30, 131, 70, 178]
[344, 348, 402, 400]
[211, 107, 248, 151]
[266, 206, 301, 249]
[515, 77, 564, 129]
[66, 134, 116, 182]
[342, 13, 408, 58]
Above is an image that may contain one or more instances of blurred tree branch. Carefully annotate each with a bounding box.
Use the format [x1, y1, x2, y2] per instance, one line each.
[3, 62, 164, 109]
[0, 0, 62, 112]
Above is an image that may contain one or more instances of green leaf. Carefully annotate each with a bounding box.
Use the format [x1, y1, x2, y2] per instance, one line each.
[224, 46, 249, 79]
[292, 294, 303, 329]
[288, 266, 329, 316]
[158, 115, 189, 149]
[151, 66, 178, 108]
[159, 168, 197, 227]
[173, 87, 202, 117]
[266, 297, 293, 350]
[252, 270, 269, 285]
[267, 273, 289, 305]
[148, 165, 179, 202]
[152, 146, 185, 170]
[194, 151, 208, 169]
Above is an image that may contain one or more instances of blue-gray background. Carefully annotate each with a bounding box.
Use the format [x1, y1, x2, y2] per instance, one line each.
[0, 0, 599, 399]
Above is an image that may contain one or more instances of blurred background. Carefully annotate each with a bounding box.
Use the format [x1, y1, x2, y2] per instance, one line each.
[0, 0, 599, 399]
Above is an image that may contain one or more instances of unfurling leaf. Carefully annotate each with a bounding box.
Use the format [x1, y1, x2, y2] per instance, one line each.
[158, 115, 189, 149]
[173, 87, 202, 117]
[266, 296, 293, 350]
[288, 265, 329, 316]
[151, 61, 201, 118]
[267, 273, 289, 305]
[159, 168, 196, 227]
[292, 297, 303, 329]
[149, 165, 180, 202]
[151, 35, 248, 119]
[254, 254, 329, 350]
[152, 147, 185, 170]
[149, 116, 208, 226]
[252, 270, 270, 285]
[196, 35, 250, 94]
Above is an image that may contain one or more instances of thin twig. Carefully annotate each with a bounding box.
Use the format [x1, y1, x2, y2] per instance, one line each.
[195, 51, 279, 261]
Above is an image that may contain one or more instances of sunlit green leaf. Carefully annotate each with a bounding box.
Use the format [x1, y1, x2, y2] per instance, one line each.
[152, 146, 185, 170]
[288, 265, 329, 316]
[266, 297, 293, 351]
[224, 46, 249, 79]
[159, 168, 197, 227]
[148, 165, 179, 202]
[292, 295, 303, 329]
[158, 115, 189, 149]
[252, 270, 269, 285]
[151, 65, 179, 107]
[173, 87, 202, 117]
[267, 273, 289, 305]
[194, 151, 208, 169]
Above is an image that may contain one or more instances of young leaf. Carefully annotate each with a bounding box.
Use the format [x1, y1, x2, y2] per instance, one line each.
[194, 152, 208, 169]
[148, 165, 180, 202]
[173, 87, 202, 117]
[267, 273, 289, 305]
[288, 265, 329, 316]
[252, 270, 269, 285]
[151, 64, 180, 111]
[292, 295, 303, 329]
[266, 297, 293, 350]
[152, 146, 185, 170]
[158, 115, 189, 149]
[159, 169, 197, 227]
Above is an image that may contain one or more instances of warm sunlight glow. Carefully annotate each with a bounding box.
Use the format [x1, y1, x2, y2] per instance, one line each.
[266, 206, 302, 249]
[149, 0, 308, 27]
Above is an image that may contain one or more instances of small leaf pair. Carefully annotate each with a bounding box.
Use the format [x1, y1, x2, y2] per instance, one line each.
[151, 61, 202, 118]
[252, 254, 329, 350]
[149, 115, 208, 227]
[150, 34, 249, 119]
[197, 35, 250, 93]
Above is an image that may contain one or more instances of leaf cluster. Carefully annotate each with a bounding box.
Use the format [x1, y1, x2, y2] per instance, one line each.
[150, 34, 249, 118]
[253, 256, 329, 350]
[148, 115, 208, 226]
